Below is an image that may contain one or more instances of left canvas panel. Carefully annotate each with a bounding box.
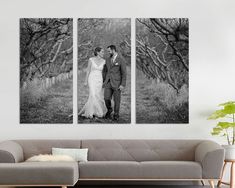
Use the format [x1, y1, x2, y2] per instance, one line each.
[20, 18, 73, 124]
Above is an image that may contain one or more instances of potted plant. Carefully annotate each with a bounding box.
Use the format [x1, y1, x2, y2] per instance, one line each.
[208, 101, 235, 160]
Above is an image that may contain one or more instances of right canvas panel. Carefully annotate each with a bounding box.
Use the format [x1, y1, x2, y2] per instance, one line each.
[136, 18, 189, 124]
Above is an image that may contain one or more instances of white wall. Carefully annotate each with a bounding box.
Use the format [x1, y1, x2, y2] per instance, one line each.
[0, 0, 235, 183]
[0, 0, 235, 142]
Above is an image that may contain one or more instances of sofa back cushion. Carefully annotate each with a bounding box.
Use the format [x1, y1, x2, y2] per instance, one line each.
[81, 140, 204, 161]
[14, 140, 81, 160]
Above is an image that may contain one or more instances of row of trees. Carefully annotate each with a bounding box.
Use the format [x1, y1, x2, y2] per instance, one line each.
[20, 18, 73, 87]
[136, 18, 189, 92]
[20, 18, 188, 92]
[77, 18, 131, 70]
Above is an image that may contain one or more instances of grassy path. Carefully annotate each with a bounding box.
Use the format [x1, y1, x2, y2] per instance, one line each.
[136, 70, 166, 123]
[136, 70, 188, 124]
[20, 79, 73, 124]
[78, 66, 131, 124]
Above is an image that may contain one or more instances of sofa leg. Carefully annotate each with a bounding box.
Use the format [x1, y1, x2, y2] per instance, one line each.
[208, 180, 215, 188]
[201, 180, 205, 186]
[62, 186, 67, 188]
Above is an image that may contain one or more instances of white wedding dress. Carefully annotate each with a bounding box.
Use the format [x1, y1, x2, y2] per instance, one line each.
[78, 58, 107, 118]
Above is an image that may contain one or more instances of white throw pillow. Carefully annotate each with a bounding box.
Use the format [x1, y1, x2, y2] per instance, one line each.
[52, 148, 88, 162]
[26, 154, 75, 162]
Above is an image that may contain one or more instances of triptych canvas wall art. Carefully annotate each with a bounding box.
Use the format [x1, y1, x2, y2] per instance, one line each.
[136, 18, 189, 123]
[19, 18, 189, 124]
[77, 18, 131, 124]
[20, 18, 73, 124]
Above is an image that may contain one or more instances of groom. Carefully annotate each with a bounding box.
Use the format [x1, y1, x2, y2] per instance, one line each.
[102, 45, 127, 121]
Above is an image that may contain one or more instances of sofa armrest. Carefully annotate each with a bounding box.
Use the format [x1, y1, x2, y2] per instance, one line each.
[195, 140, 225, 179]
[0, 141, 24, 163]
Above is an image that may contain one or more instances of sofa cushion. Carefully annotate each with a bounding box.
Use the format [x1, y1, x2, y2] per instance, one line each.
[79, 161, 141, 179]
[81, 140, 202, 161]
[0, 162, 78, 185]
[140, 161, 202, 179]
[79, 161, 202, 179]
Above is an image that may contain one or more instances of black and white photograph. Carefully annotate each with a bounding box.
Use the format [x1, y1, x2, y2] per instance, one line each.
[77, 18, 131, 124]
[136, 18, 189, 123]
[20, 18, 73, 123]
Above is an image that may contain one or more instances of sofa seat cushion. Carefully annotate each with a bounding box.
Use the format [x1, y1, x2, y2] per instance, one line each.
[79, 161, 202, 179]
[79, 161, 141, 179]
[140, 161, 202, 179]
[0, 162, 78, 185]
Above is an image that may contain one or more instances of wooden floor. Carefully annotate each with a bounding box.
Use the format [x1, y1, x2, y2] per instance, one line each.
[78, 186, 219, 188]
[0, 184, 227, 188]
[80, 186, 228, 188]
[0, 186, 225, 188]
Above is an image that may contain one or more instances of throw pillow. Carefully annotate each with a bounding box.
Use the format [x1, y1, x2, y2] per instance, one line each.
[26, 154, 75, 162]
[52, 148, 88, 162]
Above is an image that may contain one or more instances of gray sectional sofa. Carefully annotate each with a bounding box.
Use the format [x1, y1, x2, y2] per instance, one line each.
[0, 139, 225, 188]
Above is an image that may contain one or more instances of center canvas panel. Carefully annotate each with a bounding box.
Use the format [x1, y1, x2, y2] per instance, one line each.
[77, 18, 131, 124]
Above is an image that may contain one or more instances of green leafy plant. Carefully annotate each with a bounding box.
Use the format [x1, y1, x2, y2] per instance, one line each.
[208, 101, 235, 145]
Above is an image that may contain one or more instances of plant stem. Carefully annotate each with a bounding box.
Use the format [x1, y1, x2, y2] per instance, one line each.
[226, 129, 231, 145]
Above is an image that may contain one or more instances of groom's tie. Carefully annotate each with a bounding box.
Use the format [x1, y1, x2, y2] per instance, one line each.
[111, 54, 117, 65]
[111, 56, 114, 65]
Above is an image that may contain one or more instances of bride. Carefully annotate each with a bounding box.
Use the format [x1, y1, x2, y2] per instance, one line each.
[78, 47, 107, 118]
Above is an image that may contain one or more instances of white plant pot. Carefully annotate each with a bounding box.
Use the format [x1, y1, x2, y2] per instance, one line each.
[223, 145, 235, 160]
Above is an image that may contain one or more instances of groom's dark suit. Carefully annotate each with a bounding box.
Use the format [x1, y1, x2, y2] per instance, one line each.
[102, 54, 127, 118]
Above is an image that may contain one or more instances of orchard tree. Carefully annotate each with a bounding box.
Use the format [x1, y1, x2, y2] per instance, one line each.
[20, 18, 73, 85]
[136, 18, 189, 92]
[77, 18, 131, 70]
